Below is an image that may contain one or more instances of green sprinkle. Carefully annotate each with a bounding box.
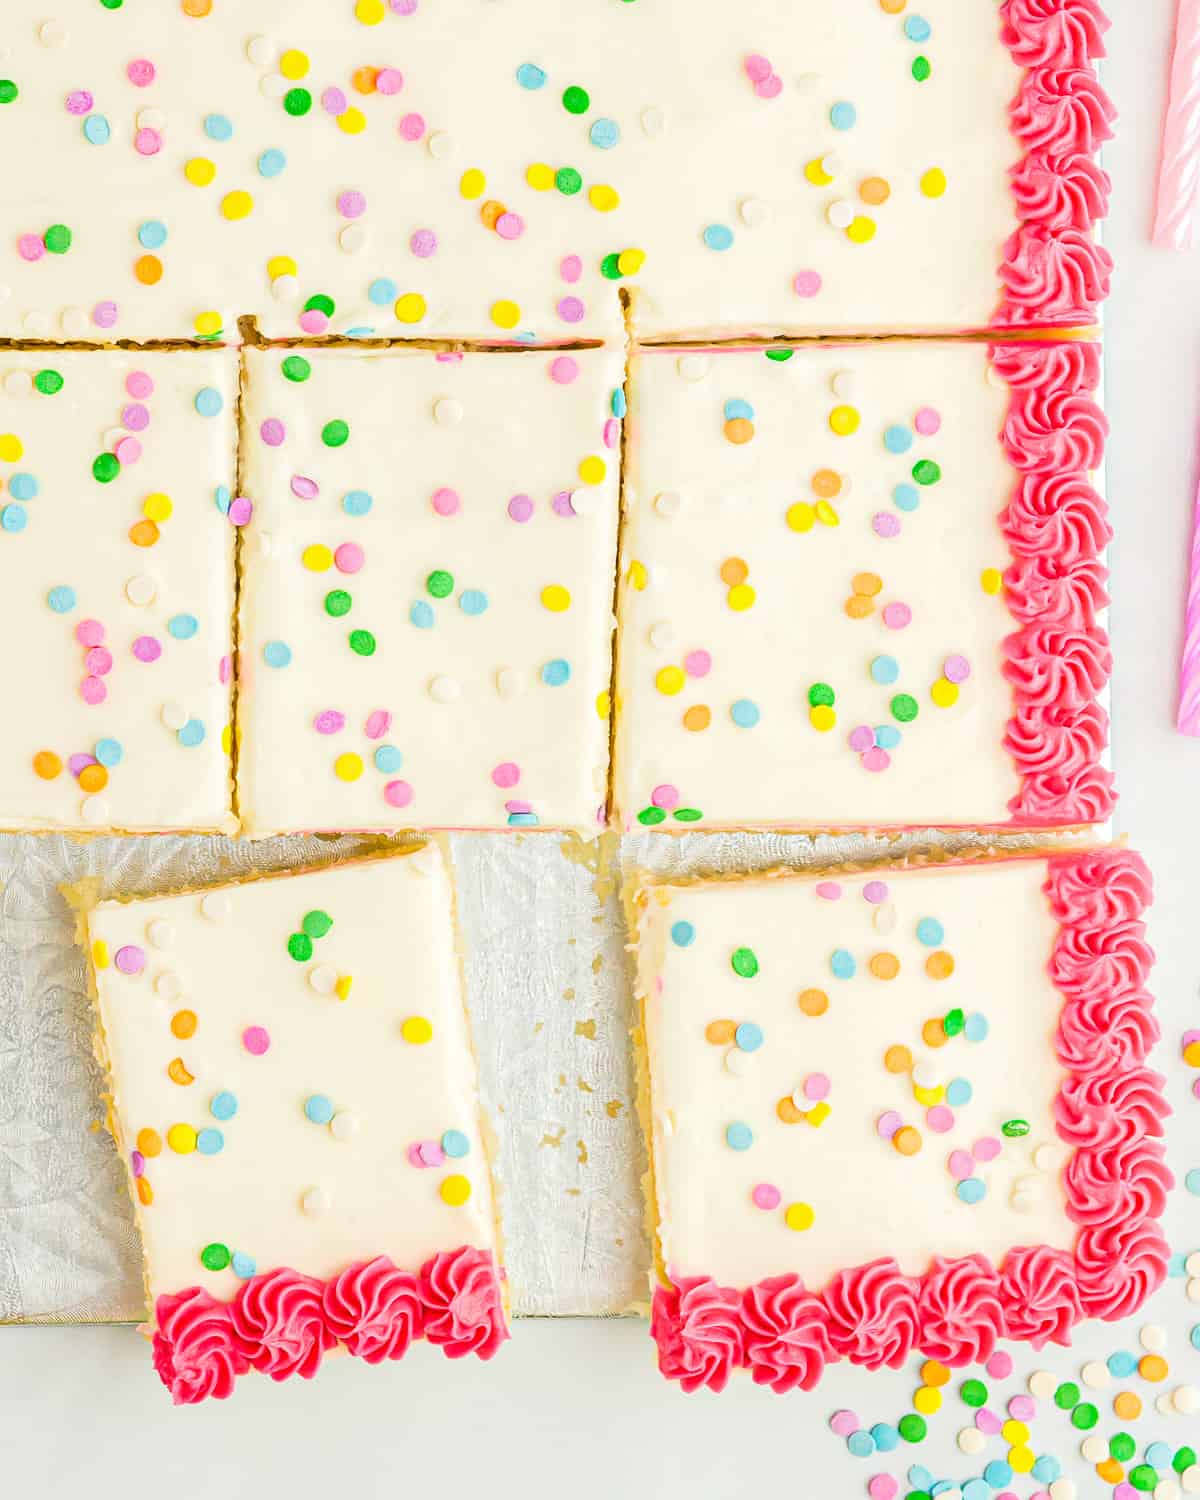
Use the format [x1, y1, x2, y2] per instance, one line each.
[637, 806, 666, 826]
[912, 56, 931, 82]
[348, 629, 376, 657]
[324, 589, 352, 617]
[301, 910, 333, 941]
[1110, 1434, 1136, 1463]
[1175, 1447, 1197, 1475]
[1070, 1401, 1098, 1429]
[600, 252, 623, 280]
[730, 947, 759, 978]
[1053, 1381, 1079, 1410]
[959, 1378, 987, 1408]
[897, 1414, 926, 1443]
[764, 349, 794, 362]
[943, 1007, 965, 1037]
[905, 1494, 932, 1500]
[1001, 1118, 1030, 1138]
[287, 932, 313, 963]
[562, 85, 590, 115]
[284, 87, 312, 116]
[913, 459, 941, 486]
[43, 223, 71, 255]
[99, 0, 124, 8]
[427, 570, 454, 598]
[321, 419, 349, 447]
[92, 452, 120, 483]
[891, 693, 919, 723]
[555, 166, 582, 195]
[200, 1242, 230, 1272]
[808, 682, 835, 708]
[673, 807, 702, 822]
[0, 80, 18, 105]
[281, 354, 311, 383]
[34, 369, 63, 395]
[304, 293, 335, 317]
[1129, 1466, 1158, 1493]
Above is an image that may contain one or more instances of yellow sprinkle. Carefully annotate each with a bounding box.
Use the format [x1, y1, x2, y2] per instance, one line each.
[829, 405, 861, 436]
[460, 168, 486, 199]
[846, 215, 877, 243]
[184, 157, 216, 187]
[805, 1100, 831, 1127]
[279, 49, 310, 80]
[0, 434, 23, 463]
[810, 705, 836, 732]
[804, 156, 835, 186]
[578, 455, 606, 486]
[913, 1083, 945, 1107]
[402, 1016, 433, 1045]
[143, 492, 172, 522]
[656, 666, 685, 696]
[1001, 1420, 1029, 1445]
[930, 677, 959, 708]
[1008, 1446, 1036, 1475]
[628, 559, 647, 591]
[302, 544, 334, 572]
[981, 567, 1003, 595]
[92, 939, 110, 970]
[194, 310, 222, 337]
[595, 691, 611, 720]
[267, 255, 297, 280]
[921, 167, 948, 199]
[541, 584, 571, 612]
[335, 975, 353, 1002]
[786, 502, 815, 533]
[525, 162, 555, 191]
[355, 0, 386, 21]
[334, 753, 364, 783]
[727, 583, 756, 612]
[617, 248, 646, 275]
[221, 190, 253, 221]
[588, 184, 619, 212]
[912, 1386, 942, 1415]
[394, 292, 427, 324]
[440, 1174, 471, 1207]
[784, 1202, 815, 1232]
[490, 299, 520, 330]
[815, 500, 840, 527]
[337, 107, 367, 135]
[221, 724, 232, 755]
[166, 1123, 197, 1155]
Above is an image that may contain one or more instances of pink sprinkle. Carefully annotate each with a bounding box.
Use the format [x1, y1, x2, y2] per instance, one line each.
[1183, 1029, 1200, 1046]
[848, 725, 874, 752]
[334, 542, 364, 574]
[975, 1407, 1003, 1435]
[376, 67, 403, 95]
[926, 1104, 955, 1134]
[68, 754, 97, 778]
[75, 619, 105, 648]
[81, 677, 107, 705]
[406, 1144, 426, 1168]
[383, 780, 413, 809]
[560, 254, 582, 283]
[121, 403, 150, 431]
[218, 655, 231, 685]
[126, 371, 154, 399]
[751, 1183, 781, 1210]
[862, 880, 888, 904]
[397, 112, 425, 141]
[495, 212, 525, 240]
[948, 1149, 974, 1181]
[93, 301, 119, 329]
[793, 270, 822, 298]
[114, 944, 146, 975]
[505, 800, 532, 815]
[322, 87, 349, 117]
[290, 475, 318, 500]
[134, 127, 162, 156]
[390, 0, 418, 13]
[815, 881, 842, 901]
[127, 59, 156, 87]
[549, 356, 579, 385]
[431, 486, 460, 516]
[298, 309, 328, 335]
[337, 188, 366, 218]
[228, 497, 253, 526]
[914, 406, 942, 436]
[492, 762, 521, 789]
[410, 228, 437, 258]
[882, 602, 912, 630]
[867, 1478, 898, 1500]
[876, 1110, 902, 1140]
[683, 649, 712, 678]
[803, 1072, 830, 1102]
[418, 1140, 446, 1168]
[364, 709, 392, 740]
[507, 494, 533, 523]
[603, 418, 619, 448]
[557, 296, 586, 324]
[114, 436, 142, 465]
[84, 646, 113, 676]
[1008, 1394, 1036, 1421]
[873, 511, 901, 539]
[131, 1150, 145, 1178]
[973, 1135, 1002, 1162]
[17, 234, 45, 263]
[242, 1026, 271, 1056]
[743, 53, 772, 83]
[651, 783, 679, 811]
[132, 635, 162, 663]
[943, 654, 971, 684]
[862, 746, 891, 772]
[755, 74, 783, 99]
[986, 1351, 1014, 1379]
[551, 491, 576, 518]
[260, 418, 286, 447]
[314, 710, 345, 735]
[829, 1410, 859, 1438]
[65, 90, 94, 115]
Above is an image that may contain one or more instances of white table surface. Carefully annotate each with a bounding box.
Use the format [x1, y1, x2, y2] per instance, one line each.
[4, 4, 1200, 1495]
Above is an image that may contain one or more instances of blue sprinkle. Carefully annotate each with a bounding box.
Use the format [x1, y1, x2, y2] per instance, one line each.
[214, 484, 232, 515]
[1031, 1457, 1061, 1483]
[1186, 1168, 1200, 1196]
[507, 811, 539, 827]
[830, 101, 857, 131]
[542, 658, 571, 686]
[204, 112, 234, 142]
[345, 325, 374, 339]
[905, 16, 933, 43]
[884, 424, 914, 454]
[168, 613, 199, 640]
[874, 724, 902, 750]
[343, 489, 374, 517]
[194, 386, 224, 417]
[945, 1078, 972, 1108]
[908, 1468, 934, 1491]
[178, 719, 206, 748]
[1169, 1252, 1189, 1277]
[1107, 1350, 1138, 1377]
[257, 147, 286, 177]
[210, 1091, 238, 1121]
[441, 1129, 470, 1158]
[459, 588, 489, 616]
[196, 1128, 224, 1156]
[725, 1121, 754, 1152]
[870, 1424, 899, 1453]
[702, 223, 734, 252]
[846, 1431, 875, 1459]
[983, 1461, 1013, 1488]
[138, 219, 168, 250]
[368, 277, 398, 306]
[374, 745, 403, 774]
[409, 600, 435, 630]
[1146, 1443, 1173, 1469]
[1, 504, 28, 533]
[589, 117, 620, 149]
[670, 920, 696, 948]
[263, 640, 292, 668]
[611, 387, 627, 419]
[304, 1094, 335, 1125]
[730, 698, 760, 728]
[94, 738, 124, 768]
[8, 473, 38, 501]
[47, 585, 77, 613]
[830, 948, 856, 980]
[956, 1177, 986, 1204]
[963, 1011, 989, 1042]
[1191, 1323, 1200, 1351]
[515, 62, 546, 90]
[83, 114, 111, 145]
[870, 654, 899, 686]
[231, 1251, 256, 1280]
[916, 917, 945, 946]
[723, 398, 755, 422]
[962, 1482, 990, 1500]
[734, 1022, 763, 1053]
[893, 482, 921, 513]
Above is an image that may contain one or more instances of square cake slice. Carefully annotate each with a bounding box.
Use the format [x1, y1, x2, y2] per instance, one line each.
[614, 339, 1112, 832]
[86, 842, 507, 1404]
[632, 849, 1168, 1393]
[237, 345, 622, 834]
[0, 350, 236, 834]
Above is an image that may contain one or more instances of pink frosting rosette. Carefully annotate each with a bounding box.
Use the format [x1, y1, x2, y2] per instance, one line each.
[917, 1255, 1005, 1368]
[821, 1258, 919, 1370]
[1010, 66, 1115, 156]
[999, 1246, 1082, 1348]
[152, 1286, 250, 1405]
[1000, 0, 1109, 71]
[419, 1246, 509, 1360]
[323, 1255, 424, 1363]
[231, 1267, 335, 1382]
[741, 1273, 833, 1393]
[651, 1275, 744, 1392]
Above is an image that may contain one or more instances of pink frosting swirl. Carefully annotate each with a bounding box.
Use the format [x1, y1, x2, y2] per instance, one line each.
[152, 1286, 249, 1405]
[1000, 0, 1109, 69]
[917, 1255, 1004, 1367]
[821, 1258, 919, 1370]
[1008, 761, 1116, 827]
[419, 1246, 509, 1360]
[999, 1246, 1081, 1347]
[741, 1274, 833, 1393]
[1057, 990, 1160, 1077]
[997, 226, 1113, 327]
[1055, 1068, 1170, 1154]
[1011, 152, 1111, 234]
[1050, 919, 1155, 1002]
[1065, 1138, 1172, 1228]
[990, 339, 1101, 396]
[1003, 471, 1111, 567]
[651, 1275, 744, 1392]
[322, 1255, 424, 1364]
[1004, 555, 1108, 628]
[1004, 623, 1111, 711]
[1045, 849, 1154, 929]
[231, 1267, 335, 1382]
[1010, 66, 1116, 155]
[1074, 1220, 1171, 1321]
[1001, 382, 1108, 475]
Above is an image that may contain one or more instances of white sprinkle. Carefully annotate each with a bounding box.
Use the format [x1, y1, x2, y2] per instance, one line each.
[136, 107, 166, 132]
[146, 920, 175, 950]
[723, 1047, 752, 1076]
[911, 1060, 940, 1088]
[271, 273, 300, 303]
[260, 72, 288, 100]
[827, 199, 854, 230]
[1028, 1370, 1055, 1399]
[301, 1187, 330, 1218]
[1079, 1434, 1106, 1462]
[640, 106, 665, 137]
[154, 972, 181, 1001]
[308, 964, 338, 996]
[1186, 1276, 1200, 1303]
[60, 306, 88, 339]
[246, 35, 278, 65]
[1048, 1479, 1077, 1500]
[1032, 1142, 1068, 1172]
[1139, 1322, 1168, 1353]
[1080, 1360, 1110, 1389]
[80, 795, 109, 826]
[3, 370, 32, 398]
[1158, 1479, 1182, 1500]
[330, 1111, 360, 1142]
[426, 130, 455, 159]
[648, 622, 675, 651]
[1010, 1190, 1034, 1214]
[568, 487, 598, 517]
[495, 667, 523, 699]
[433, 397, 463, 427]
[200, 891, 231, 924]
[38, 20, 69, 46]
[738, 197, 769, 228]
[654, 490, 682, 517]
[1186, 1250, 1200, 1276]
[1157, 1393, 1176, 1416]
[338, 223, 368, 255]
[872, 903, 898, 935]
[23, 311, 51, 337]
[125, 574, 157, 607]
[1181, 1464, 1200, 1495]
[956, 1427, 985, 1456]
[160, 702, 188, 731]
[102, 427, 127, 451]
[1173, 1383, 1200, 1414]
[831, 370, 857, 400]
[676, 355, 710, 382]
[429, 675, 461, 703]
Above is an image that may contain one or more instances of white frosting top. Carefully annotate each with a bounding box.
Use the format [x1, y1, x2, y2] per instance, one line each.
[0, 349, 235, 833]
[613, 341, 1020, 830]
[635, 860, 1073, 1291]
[90, 843, 499, 1304]
[0, 1, 1016, 342]
[238, 345, 621, 834]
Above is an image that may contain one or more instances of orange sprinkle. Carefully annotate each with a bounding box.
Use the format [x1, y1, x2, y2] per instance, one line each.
[129, 518, 160, 548]
[719, 556, 749, 587]
[869, 952, 900, 980]
[852, 572, 883, 597]
[922, 1018, 948, 1048]
[170, 1010, 197, 1039]
[181, 0, 213, 13]
[860, 176, 892, 206]
[136, 1176, 153, 1205]
[921, 1359, 951, 1387]
[78, 764, 108, 794]
[926, 951, 955, 980]
[136, 1128, 162, 1158]
[811, 468, 842, 499]
[798, 988, 829, 1017]
[1113, 1391, 1142, 1420]
[166, 1057, 194, 1087]
[883, 1044, 912, 1073]
[480, 199, 506, 230]
[724, 417, 754, 445]
[777, 1097, 804, 1125]
[705, 1019, 737, 1046]
[134, 254, 163, 285]
[845, 594, 875, 620]
[1183, 1039, 1200, 1067]
[682, 705, 711, 732]
[1138, 1354, 1168, 1383]
[33, 750, 62, 780]
[878, 0, 907, 11]
[893, 1125, 922, 1156]
[1096, 1460, 1124, 1484]
[352, 66, 379, 93]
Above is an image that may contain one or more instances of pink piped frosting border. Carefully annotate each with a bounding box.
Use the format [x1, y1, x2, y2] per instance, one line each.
[993, 338, 1115, 826]
[994, 0, 1115, 328]
[649, 849, 1171, 1393]
[150, 1246, 508, 1404]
